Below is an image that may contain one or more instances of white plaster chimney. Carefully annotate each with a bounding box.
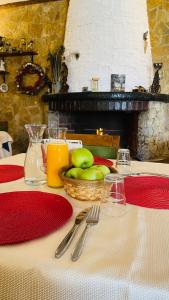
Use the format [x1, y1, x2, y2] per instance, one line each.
[64, 0, 153, 92]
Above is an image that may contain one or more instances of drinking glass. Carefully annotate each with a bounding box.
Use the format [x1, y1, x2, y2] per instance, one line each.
[102, 174, 126, 217]
[46, 127, 69, 188]
[116, 148, 131, 175]
[47, 127, 67, 140]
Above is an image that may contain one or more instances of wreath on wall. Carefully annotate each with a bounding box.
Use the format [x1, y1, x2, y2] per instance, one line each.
[15, 62, 46, 96]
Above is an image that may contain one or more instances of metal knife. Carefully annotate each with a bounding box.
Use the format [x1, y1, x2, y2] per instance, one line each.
[55, 207, 90, 258]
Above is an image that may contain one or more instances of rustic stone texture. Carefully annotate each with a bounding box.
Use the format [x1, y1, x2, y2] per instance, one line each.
[137, 101, 169, 160]
[147, 0, 169, 94]
[0, 0, 69, 153]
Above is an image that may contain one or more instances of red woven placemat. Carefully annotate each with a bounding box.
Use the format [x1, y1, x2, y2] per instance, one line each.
[0, 191, 73, 244]
[94, 156, 113, 167]
[125, 176, 169, 209]
[0, 165, 24, 183]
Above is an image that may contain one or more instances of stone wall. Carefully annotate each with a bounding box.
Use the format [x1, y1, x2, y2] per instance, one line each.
[147, 0, 169, 94]
[0, 0, 69, 153]
[137, 101, 169, 160]
[144, 0, 169, 160]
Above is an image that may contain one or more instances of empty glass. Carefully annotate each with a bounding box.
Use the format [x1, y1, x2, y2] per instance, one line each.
[24, 124, 47, 186]
[116, 148, 131, 175]
[47, 127, 67, 140]
[102, 174, 126, 217]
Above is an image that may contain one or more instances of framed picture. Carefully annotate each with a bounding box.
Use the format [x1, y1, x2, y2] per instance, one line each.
[111, 74, 126, 92]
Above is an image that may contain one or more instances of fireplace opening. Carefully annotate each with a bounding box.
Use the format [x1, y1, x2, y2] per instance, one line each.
[57, 111, 139, 158]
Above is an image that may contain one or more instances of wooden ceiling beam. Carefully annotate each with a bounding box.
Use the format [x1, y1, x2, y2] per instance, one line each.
[0, 0, 61, 8]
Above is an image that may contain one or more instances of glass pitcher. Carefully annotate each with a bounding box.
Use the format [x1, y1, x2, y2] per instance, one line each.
[24, 124, 47, 186]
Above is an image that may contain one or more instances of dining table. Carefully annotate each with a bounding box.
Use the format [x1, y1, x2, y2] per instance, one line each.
[0, 153, 169, 300]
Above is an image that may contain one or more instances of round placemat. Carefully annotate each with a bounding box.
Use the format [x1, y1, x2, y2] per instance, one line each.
[0, 191, 73, 244]
[94, 156, 113, 167]
[0, 165, 24, 183]
[125, 176, 169, 209]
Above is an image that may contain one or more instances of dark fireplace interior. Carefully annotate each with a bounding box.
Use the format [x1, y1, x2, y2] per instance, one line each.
[58, 111, 139, 157]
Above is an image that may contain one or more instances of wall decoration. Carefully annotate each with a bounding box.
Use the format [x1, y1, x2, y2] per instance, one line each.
[0, 83, 8, 93]
[132, 86, 147, 93]
[143, 31, 148, 54]
[150, 63, 163, 94]
[15, 62, 46, 95]
[60, 62, 69, 93]
[48, 45, 69, 94]
[111, 74, 126, 92]
[91, 77, 99, 92]
[0, 60, 5, 71]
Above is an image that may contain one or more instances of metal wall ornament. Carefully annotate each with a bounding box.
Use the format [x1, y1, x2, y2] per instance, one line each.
[0, 83, 8, 93]
[15, 62, 46, 95]
[150, 63, 163, 94]
[60, 61, 69, 93]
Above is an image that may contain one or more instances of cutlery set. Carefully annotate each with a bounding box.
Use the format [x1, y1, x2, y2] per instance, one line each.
[55, 205, 100, 261]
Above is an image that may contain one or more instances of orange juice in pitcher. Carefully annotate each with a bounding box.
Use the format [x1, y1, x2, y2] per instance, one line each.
[47, 141, 69, 187]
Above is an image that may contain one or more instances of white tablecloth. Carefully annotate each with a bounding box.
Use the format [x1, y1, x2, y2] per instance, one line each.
[0, 154, 169, 300]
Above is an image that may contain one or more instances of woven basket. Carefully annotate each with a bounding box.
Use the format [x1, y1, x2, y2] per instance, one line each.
[61, 174, 104, 201]
[60, 166, 117, 201]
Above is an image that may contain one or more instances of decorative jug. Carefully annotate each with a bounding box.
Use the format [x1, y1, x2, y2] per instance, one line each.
[0, 60, 5, 71]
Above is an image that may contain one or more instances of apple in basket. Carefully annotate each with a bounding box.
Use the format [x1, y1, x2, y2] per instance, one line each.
[65, 167, 83, 179]
[90, 165, 111, 176]
[70, 147, 94, 168]
[79, 168, 104, 180]
[65, 147, 111, 180]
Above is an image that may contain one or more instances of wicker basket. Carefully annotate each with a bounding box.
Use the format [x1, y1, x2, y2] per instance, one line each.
[60, 171, 104, 201]
[60, 166, 117, 201]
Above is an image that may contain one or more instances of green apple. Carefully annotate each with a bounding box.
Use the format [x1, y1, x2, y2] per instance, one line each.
[79, 168, 104, 180]
[91, 165, 111, 176]
[65, 167, 83, 179]
[71, 148, 94, 168]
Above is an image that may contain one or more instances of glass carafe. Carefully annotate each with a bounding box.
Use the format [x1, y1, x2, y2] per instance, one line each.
[24, 124, 47, 186]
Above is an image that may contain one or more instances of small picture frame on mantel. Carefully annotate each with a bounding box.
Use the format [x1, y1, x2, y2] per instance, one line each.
[111, 74, 125, 92]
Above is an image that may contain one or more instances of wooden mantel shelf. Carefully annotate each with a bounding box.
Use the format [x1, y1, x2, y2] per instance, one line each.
[0, 51, 38, 58]
[42, 92, 169, 112]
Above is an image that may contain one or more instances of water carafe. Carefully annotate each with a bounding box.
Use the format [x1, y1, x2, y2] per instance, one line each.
[24, 124, 47, 185]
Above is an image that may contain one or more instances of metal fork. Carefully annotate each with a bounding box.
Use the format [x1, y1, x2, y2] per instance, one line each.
[71, 205, 100, 261]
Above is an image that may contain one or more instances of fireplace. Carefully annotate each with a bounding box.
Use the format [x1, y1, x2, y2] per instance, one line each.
[49, 110, 139, 157]
[42, 92, 169, 160]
